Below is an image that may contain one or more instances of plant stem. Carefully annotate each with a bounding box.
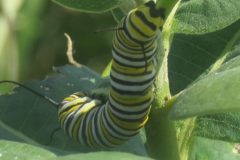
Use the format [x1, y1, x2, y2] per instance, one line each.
[177, 118, 196, 160]
[145, 0, 182, 159]
[145, 73, 180, 160]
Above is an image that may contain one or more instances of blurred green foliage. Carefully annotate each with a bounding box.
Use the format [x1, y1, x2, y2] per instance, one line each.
[0, 0, 115, 83]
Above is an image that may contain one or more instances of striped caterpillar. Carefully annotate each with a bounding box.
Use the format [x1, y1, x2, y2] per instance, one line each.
[58, 1, 165, 147]
[0, 0, 165, 148]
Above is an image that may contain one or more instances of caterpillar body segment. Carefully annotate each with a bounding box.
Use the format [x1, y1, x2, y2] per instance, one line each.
[58, 1, 165, 147]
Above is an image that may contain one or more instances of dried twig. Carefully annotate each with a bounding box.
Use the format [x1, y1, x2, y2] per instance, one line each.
[64, 33, 81, 67]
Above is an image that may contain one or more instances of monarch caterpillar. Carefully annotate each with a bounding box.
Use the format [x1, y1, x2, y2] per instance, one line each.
[0, 1, 165, 148]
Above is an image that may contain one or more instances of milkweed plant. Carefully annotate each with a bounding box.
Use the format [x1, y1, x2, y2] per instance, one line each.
[0, 0, 240, 160]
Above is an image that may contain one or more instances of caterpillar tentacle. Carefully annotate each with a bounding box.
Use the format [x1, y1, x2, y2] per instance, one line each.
[58, 1, 165, 147]
[0, 80, 59, 107]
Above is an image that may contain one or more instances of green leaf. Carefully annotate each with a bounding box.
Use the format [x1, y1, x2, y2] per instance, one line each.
[0, 65, 100, 152]
[169, 37, 240, 119]
[193, 113, 240, 142]
[111, 8, 126, 22]
[170, 37, 240, 157]
[226, 42, 240, 57]
[0, 65, 148, 156]
[169, 20, 240, 94]
[0, 140, 152, 160]
[217, 55, 240, 73]
[170, 64, 240, 119]
[189, 137, 240, 160]
[111, 0, 137, 22]
[49, 152, 153, 160]
[52, 0, 121, 13]
[189, 46, 240, 143]
[173, 0, 240, 34]
[0, 140, 56, 160]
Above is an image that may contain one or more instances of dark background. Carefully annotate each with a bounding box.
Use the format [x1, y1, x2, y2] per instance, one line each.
[0, 0, 116, 84]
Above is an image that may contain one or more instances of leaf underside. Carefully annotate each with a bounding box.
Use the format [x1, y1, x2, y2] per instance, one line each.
[0, 65, 148, 157]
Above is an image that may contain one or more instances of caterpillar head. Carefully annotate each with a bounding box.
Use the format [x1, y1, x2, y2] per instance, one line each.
[127, 1, 165, 40]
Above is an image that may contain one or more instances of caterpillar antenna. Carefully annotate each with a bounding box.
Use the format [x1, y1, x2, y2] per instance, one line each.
[94, 27, 123, 33]
[0, 80, 59, 107]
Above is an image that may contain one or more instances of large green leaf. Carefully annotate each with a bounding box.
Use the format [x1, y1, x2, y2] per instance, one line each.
[193, 113, 240, 142]
[0, 65, 148, 156]
[0, 140, 152, 160]
[173, 0, 240, 34]
[49, 152, 153, 160]
[111, 0, 143, 22]
[0, 140, 56, 160]
[170, 41, 240, 158]
[190, 46, 240, 143]
[169, 20, 240, 94]
[52, 0, 121, 13]
[189, 137, 240, 160]
[0, 65, 100, 152]
[170, 66, 240, 119]
[170, 41, 240, 119]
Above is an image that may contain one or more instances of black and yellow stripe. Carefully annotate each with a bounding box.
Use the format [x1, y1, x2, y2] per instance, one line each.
[58, 1, 165, 147]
